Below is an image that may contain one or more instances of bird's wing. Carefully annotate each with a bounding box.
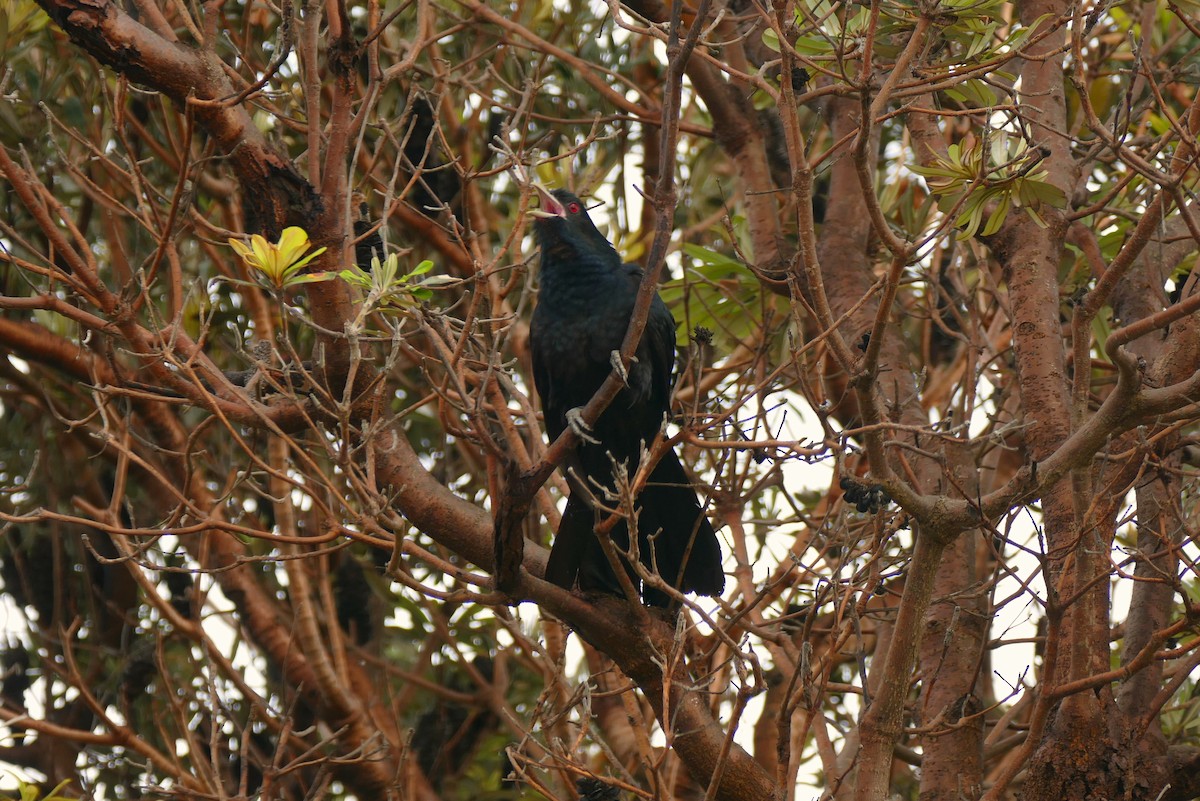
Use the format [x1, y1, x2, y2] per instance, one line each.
[615, 264, 677, 415]
[528, 308, 563, 440]
[646, 295, 678, 415]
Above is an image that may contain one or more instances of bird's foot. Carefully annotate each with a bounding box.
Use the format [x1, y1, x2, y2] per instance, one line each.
[610, 350, 638, 386]
[566, 407, 601, 445]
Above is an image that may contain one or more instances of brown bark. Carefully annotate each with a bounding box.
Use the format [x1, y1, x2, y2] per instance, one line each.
[622, 0, 789, 278]
[374, 428, 778, 800]
[916, 444, 986, 801]
[34, 0, 318, 236]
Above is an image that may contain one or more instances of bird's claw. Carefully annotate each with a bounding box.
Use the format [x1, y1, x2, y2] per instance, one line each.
[566, 407, 601, 445]
[610, 350, 638, 386]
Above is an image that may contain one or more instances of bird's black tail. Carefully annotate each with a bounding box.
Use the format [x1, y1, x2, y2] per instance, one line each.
[638, 448, 725, 601]
[543, 491, 594, 591]
[543, 448, 725, 605]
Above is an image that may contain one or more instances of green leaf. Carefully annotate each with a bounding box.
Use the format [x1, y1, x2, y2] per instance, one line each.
[1001, 13, 1053, 51]
[980, 192, 1011, 236]
[338, 265, 372, 286]
[406, 259, 435, 277]
[375, 253, 400, 286]
[957, 191, 988, 239]
[1018, 178, 1067, 208]
[957, 79, 998, 108]
[284, 271, 335, 286]
[417, 275, 460, 289]
[793, 35, 833, 56]
[681, 243, 744, 270]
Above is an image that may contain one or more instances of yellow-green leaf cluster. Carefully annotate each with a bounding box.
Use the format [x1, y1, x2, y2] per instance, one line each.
[228, 227, 330, 290]
[337, 253, 452, 314]
[911, 133, 1066, 239]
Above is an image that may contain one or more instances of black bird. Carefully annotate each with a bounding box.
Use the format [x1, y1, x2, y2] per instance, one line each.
[528, 185, 725, 604]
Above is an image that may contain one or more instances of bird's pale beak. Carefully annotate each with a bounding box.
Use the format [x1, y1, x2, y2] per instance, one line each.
[528, 184, 566, 219]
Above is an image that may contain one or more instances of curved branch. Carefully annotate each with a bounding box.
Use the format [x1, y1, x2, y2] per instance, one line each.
[35, 0, 319, 234]
[372, 426, 777, 800]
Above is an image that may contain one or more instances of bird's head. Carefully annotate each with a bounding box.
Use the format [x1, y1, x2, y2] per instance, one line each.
[528, 185, 619, 265]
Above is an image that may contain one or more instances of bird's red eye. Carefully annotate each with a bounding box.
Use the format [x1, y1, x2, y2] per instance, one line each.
[567, 202, 582, 214]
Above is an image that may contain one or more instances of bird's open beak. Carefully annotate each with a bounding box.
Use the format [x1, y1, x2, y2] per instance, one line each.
[527, 184, 566, 219]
